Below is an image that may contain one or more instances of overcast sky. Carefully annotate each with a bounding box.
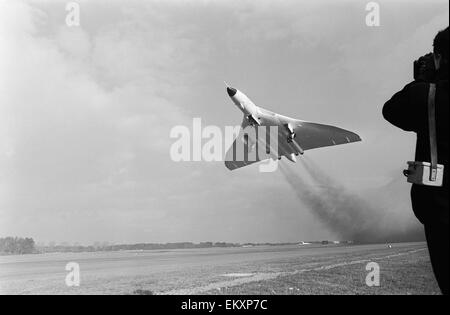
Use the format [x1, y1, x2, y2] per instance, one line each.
[0, 0, 448, 244]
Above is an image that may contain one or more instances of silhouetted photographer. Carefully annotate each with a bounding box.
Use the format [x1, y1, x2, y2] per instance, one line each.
[383, 27, 449, 295]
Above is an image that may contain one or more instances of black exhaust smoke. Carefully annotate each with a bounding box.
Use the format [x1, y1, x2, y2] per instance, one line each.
[280, 157, 424, 244]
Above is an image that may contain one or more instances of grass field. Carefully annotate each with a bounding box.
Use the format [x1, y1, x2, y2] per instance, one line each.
[203, 248, 439, 295]
[0, 242, 441, 295]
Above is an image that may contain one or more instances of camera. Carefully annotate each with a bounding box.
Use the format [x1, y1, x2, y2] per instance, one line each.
[413, 52, 436, 81]
[404, 161, 444, 187]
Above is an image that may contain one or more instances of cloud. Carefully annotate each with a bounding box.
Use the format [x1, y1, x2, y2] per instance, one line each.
[0, 0, 447, 244]
[0, 1, 198, 240]
[56, 26, 92, 60]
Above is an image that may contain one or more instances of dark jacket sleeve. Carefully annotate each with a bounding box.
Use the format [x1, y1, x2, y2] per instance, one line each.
[382, 81, 426, 132]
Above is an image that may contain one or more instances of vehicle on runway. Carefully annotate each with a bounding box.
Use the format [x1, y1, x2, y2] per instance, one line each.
[224, 84, 361, 170]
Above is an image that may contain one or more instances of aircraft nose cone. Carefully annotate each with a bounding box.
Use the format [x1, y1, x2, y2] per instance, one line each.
[227, 87, 237, 97]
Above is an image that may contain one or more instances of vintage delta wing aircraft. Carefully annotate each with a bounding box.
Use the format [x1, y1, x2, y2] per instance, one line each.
[224, 84, 361, 170]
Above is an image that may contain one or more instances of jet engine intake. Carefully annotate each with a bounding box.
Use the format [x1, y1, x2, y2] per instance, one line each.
[246, 115, 261, 126]
[287, 132, 296, 143]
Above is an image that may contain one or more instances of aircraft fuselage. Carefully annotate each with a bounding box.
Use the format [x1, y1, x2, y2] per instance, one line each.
[226, 85, 302, 162]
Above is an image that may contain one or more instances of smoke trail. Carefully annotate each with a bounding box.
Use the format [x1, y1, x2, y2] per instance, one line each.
[280, 158, 424, 243]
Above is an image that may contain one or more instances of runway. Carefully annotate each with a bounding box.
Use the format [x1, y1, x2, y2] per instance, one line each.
[0, 242, 440, 295]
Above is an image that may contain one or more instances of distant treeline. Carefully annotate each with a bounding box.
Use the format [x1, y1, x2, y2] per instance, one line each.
[37, 242, 241, 253]
[37, 241, 320, 253]
[0, 237, 36, 255]
[1, 238, 354, 255]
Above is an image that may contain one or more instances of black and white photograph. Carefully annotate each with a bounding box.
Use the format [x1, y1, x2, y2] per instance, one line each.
[0, 0, 448, 301]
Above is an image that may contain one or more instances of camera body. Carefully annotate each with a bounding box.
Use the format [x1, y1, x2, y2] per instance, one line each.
[413, 52, 436, 81]
[404, 161, 444, 187]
